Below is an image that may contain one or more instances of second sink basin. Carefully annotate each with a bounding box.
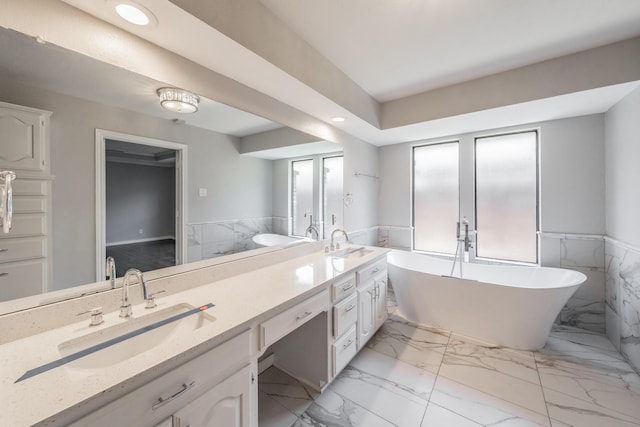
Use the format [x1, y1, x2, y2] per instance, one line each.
[331, 246, 374, 259]
[58, 303, 215, 370]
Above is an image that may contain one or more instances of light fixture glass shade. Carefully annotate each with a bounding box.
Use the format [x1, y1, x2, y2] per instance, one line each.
[157, 88, 199, 113]
[109, 0, 158, 26]
[115, 4, 150, 25]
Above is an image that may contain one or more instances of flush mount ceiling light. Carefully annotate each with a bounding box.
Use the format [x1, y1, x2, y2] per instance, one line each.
[157, 87, 200, 114]
[331, 116, 346, 123]
[110, 0, 157, 26]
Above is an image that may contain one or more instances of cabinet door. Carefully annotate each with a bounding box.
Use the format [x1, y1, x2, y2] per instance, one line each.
[374, 275, 388, 330]
[357, 280, 375, 347]
[172, 365, 251, 427]
[0, 105, 45, 171]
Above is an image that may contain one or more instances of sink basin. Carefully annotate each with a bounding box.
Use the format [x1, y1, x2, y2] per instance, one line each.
[58, 303, 215, 370]
[331, 246, 374, 259]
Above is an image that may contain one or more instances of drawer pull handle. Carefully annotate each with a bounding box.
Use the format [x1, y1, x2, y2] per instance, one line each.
[343, 338, 354, 349]
[152, 381, 195, 410]
[342, 283, 354, 291]
[296, 311, 313, 321]
[372, 267, 380, 274]
[0, 272, 8, 277]
[0, 248, 8, 252]
[345, 304, 356, 312]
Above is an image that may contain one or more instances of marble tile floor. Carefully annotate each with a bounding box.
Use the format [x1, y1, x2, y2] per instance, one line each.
[258, 315, 640, 427]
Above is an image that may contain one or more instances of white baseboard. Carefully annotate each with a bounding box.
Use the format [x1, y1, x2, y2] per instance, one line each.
[106, 235, 175, 247]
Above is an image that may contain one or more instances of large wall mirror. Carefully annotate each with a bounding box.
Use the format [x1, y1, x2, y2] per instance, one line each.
[0, 27, 343, 314]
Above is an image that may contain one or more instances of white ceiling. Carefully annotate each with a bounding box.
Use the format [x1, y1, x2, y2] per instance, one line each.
[261, 0, 640, 102]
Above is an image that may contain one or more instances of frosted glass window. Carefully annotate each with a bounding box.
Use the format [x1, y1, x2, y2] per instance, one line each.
[291, 159, 314, 237]
[475, 131, 538, 263]
[323, 156, 343, 239]
[413, 142, 459, 254]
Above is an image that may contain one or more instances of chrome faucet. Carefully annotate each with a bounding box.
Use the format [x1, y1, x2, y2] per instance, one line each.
[330, 228, 349, 251]
[305, 225, 319, 240]
[119, 268, 148, 318]
[106, 256, 116, 289]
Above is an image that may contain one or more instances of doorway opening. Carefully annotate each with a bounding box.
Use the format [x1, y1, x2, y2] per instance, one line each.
[95, 130, 187, 281]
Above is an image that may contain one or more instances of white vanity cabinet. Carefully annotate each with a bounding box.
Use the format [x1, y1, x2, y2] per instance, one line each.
[0, 101, 53, 301]
[357, 279, 375, 345]
[68, 330, 253, 427]
[356, 258, 388, 348]
[374, 273, 388, 330]
[170, 364, 251, 427]
[330, 273, 358, 376]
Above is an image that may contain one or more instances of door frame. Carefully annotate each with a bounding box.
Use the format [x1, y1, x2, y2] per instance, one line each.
[95, 129, 188, 282]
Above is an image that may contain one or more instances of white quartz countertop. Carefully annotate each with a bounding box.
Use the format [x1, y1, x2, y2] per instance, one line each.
[0, 245, 388, 426]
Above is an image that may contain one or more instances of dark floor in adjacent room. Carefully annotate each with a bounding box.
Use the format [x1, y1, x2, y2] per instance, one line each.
[106, 239, 176, 277]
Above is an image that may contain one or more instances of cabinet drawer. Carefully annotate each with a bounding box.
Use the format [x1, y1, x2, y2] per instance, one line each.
[0, 237, 46, 263]
[333, 292, 358, 338]
[260, 289, 329, 350]
[332, 273, 356, 302]
[0, 213, 46, 238]
[0, 258, 45, 299]
[68, 330, 251, 427]
[12, 196, 46, 213]
[332, 325, 357, 376]
[356, 258, 387, 285]
[12, 179, 47, 196]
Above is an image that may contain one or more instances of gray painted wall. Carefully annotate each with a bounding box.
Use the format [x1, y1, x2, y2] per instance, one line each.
[378, 114, 606, 236]
[0, 77, 273, 291]
[106, 162, 175, 245]
[605, 86, 640, 248]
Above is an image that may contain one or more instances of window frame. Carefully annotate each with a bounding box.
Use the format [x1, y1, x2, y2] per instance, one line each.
[411, 140, 461, 256]
[473, 129, 540, 265]
[290, 158, 315, 237]
[321, 154, 344, 240]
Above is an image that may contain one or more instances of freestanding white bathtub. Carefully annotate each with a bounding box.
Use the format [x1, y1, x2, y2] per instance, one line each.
[252, 233, 311, 248]
[387, 250, 586, 350]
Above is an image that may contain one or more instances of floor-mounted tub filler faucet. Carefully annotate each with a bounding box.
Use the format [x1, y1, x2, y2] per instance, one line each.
[120, 268, 149, 318]
[330, 228, 349, 251]
[106, 256, 116, 289]
[450, 218, 473, 277]
[462, 218, 473, 254]
[305, 225, 319, 240]
[305, 214, 319, 240]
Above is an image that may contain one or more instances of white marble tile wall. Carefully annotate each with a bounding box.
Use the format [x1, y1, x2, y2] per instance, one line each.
[378, 226, 412, 251]
[186, 217, 273, 262]
[605, 237, 640, 374]
[540, 233, 606, 334]
[347, 227, 379, 247]
[272, 216, 290, 236]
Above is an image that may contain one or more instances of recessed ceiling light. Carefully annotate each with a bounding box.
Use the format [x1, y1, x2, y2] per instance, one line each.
[331, 116, 346, 123]
[112, 1, 157, 26]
